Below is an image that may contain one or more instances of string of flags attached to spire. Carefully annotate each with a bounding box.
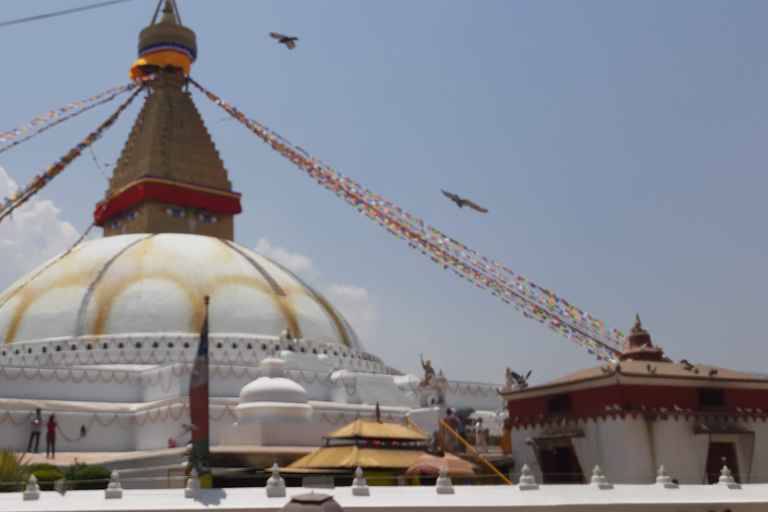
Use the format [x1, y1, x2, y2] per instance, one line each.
[0, 80, 145, 151]
[188, 77, 627, 361]
[0, 84, 146, 224]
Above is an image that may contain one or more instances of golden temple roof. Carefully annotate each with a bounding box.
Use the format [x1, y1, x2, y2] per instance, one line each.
[288, 445, 426, 470]
[324, 419, 431, 441]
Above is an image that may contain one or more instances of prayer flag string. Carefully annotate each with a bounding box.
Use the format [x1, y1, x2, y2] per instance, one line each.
[0, 85, 146, 225]
[188, 77, 626, 361]
[0, 78, 152, 151]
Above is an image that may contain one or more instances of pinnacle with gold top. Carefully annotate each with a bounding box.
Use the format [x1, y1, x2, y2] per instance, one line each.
[94, 0, 241, 241]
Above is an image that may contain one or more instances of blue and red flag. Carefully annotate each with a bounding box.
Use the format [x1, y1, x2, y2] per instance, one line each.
[189, 296, 212, 488]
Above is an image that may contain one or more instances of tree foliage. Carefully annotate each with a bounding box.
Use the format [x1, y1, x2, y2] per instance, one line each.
[0, 449, 29, 493]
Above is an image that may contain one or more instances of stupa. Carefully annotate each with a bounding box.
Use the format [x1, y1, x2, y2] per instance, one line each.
[0, 0, 502, 465]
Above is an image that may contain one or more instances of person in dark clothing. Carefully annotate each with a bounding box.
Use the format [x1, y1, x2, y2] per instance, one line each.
[28, 408, 42, 453]
[46, 414, 57, 459]
[443, 408, 460, 452]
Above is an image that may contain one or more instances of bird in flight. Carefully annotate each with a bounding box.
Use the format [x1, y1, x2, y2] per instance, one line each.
[441, 190, 488, 212]
[270, 32, 298, 50]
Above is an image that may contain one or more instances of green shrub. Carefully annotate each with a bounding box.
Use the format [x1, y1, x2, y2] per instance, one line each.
[0, 450, 28, 493]
[26, 469, 64, 491]
[26, 463, 61, 474]
[64, 461, 86, 481]
[72, 465, 110, 490]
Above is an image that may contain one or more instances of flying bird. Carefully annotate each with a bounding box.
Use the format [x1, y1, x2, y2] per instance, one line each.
[441, 190, 488, 212]
[270, 32, 298, 49]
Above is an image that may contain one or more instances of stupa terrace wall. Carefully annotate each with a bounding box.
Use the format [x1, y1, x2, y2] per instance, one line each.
[0, 399, 409, 453]
[0, 334, 397, 375]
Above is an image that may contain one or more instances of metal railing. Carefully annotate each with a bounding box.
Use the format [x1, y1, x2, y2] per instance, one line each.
[438, 418, 512, 485]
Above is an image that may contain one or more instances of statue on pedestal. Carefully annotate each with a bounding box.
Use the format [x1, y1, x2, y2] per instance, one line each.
[418, 354, 447, 406]
[420, 354, 436, 387]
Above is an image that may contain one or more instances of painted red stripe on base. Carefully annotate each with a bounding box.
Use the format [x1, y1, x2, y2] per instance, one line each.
[94, 182, 241, 225]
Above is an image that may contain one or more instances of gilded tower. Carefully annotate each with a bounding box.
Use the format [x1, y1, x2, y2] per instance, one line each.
[95, 0, 241, 240]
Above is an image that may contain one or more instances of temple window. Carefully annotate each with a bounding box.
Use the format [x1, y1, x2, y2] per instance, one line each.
[547, 393, 573, 414]
[127, 210, 139, 222]
[698, 388, 725, 411]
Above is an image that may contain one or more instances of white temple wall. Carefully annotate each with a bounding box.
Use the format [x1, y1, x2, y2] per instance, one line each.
[443, 382, 503, 411]
[748, 419, 768, 483]
[511, 416, 768, 485]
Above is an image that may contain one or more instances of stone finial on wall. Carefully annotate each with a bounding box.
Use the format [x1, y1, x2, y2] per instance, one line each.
[518, 464, 539, 490]
[185, 468, 202, 499]
[352, 466, 370, 496]
[105, 470, 123, 499]
[435, 466, 454, 495]
[23, 474, 40, 501]
[718, 465, 741, 489]
[590, 466, 613, 490]
[266, 463, 287, 498]
[655, 466, 678, 489]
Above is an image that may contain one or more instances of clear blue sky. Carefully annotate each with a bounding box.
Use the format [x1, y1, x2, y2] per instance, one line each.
[1, 1, 766, 384]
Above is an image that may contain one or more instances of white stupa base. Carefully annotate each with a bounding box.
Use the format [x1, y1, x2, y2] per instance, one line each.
[221, 420, 328, 447]
[236, 402, 314, 423]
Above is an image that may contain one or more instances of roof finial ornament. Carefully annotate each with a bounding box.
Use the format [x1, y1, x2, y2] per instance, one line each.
[632, 313, 645, 333]
[151, 0, 181, 26]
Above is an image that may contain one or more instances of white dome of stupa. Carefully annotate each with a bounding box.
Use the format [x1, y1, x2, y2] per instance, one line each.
[0, 233, 361, 349]
[239, 357, 308, 404]
[236, 356, 313, 423]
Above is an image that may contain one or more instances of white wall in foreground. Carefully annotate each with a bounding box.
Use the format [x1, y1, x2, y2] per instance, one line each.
[2, 483, 768, 512]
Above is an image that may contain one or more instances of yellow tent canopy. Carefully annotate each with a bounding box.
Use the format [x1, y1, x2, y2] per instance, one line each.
[288, 445, 426, 470]
[324, 419, 431, 442]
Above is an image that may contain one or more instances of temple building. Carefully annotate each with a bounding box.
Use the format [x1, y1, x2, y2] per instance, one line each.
[0, 0, 503, 469]
[501, 316, 768, 484]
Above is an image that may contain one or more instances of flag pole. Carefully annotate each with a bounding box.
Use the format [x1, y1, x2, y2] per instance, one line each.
[189, 295, 212, 488]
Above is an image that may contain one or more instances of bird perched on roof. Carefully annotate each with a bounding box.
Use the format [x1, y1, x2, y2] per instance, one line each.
[270, 32, 298, 49]
[441, 190, 488, 212]
[506, 369, 531, 389]
[680, 359, 695, 372]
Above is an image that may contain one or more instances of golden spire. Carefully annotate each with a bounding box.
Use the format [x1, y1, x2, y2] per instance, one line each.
[96, 0, 241, 240]
[631, 313, 645, 333]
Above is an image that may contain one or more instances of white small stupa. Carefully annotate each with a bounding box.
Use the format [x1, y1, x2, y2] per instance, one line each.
[222, 354, 325, 446]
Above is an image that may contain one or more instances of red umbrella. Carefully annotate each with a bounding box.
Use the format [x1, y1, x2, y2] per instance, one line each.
[405, 453, 477, 478]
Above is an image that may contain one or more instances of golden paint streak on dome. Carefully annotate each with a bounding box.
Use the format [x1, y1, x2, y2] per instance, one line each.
[206, 275, 303, 339]
[271, 266, 352, 348]
[1, 240, 97, 343]
[278, 282, 349, 347]
[311, 290, 351, 348]
[3, 274, 94, 345]
[90, 273, 199, 336]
